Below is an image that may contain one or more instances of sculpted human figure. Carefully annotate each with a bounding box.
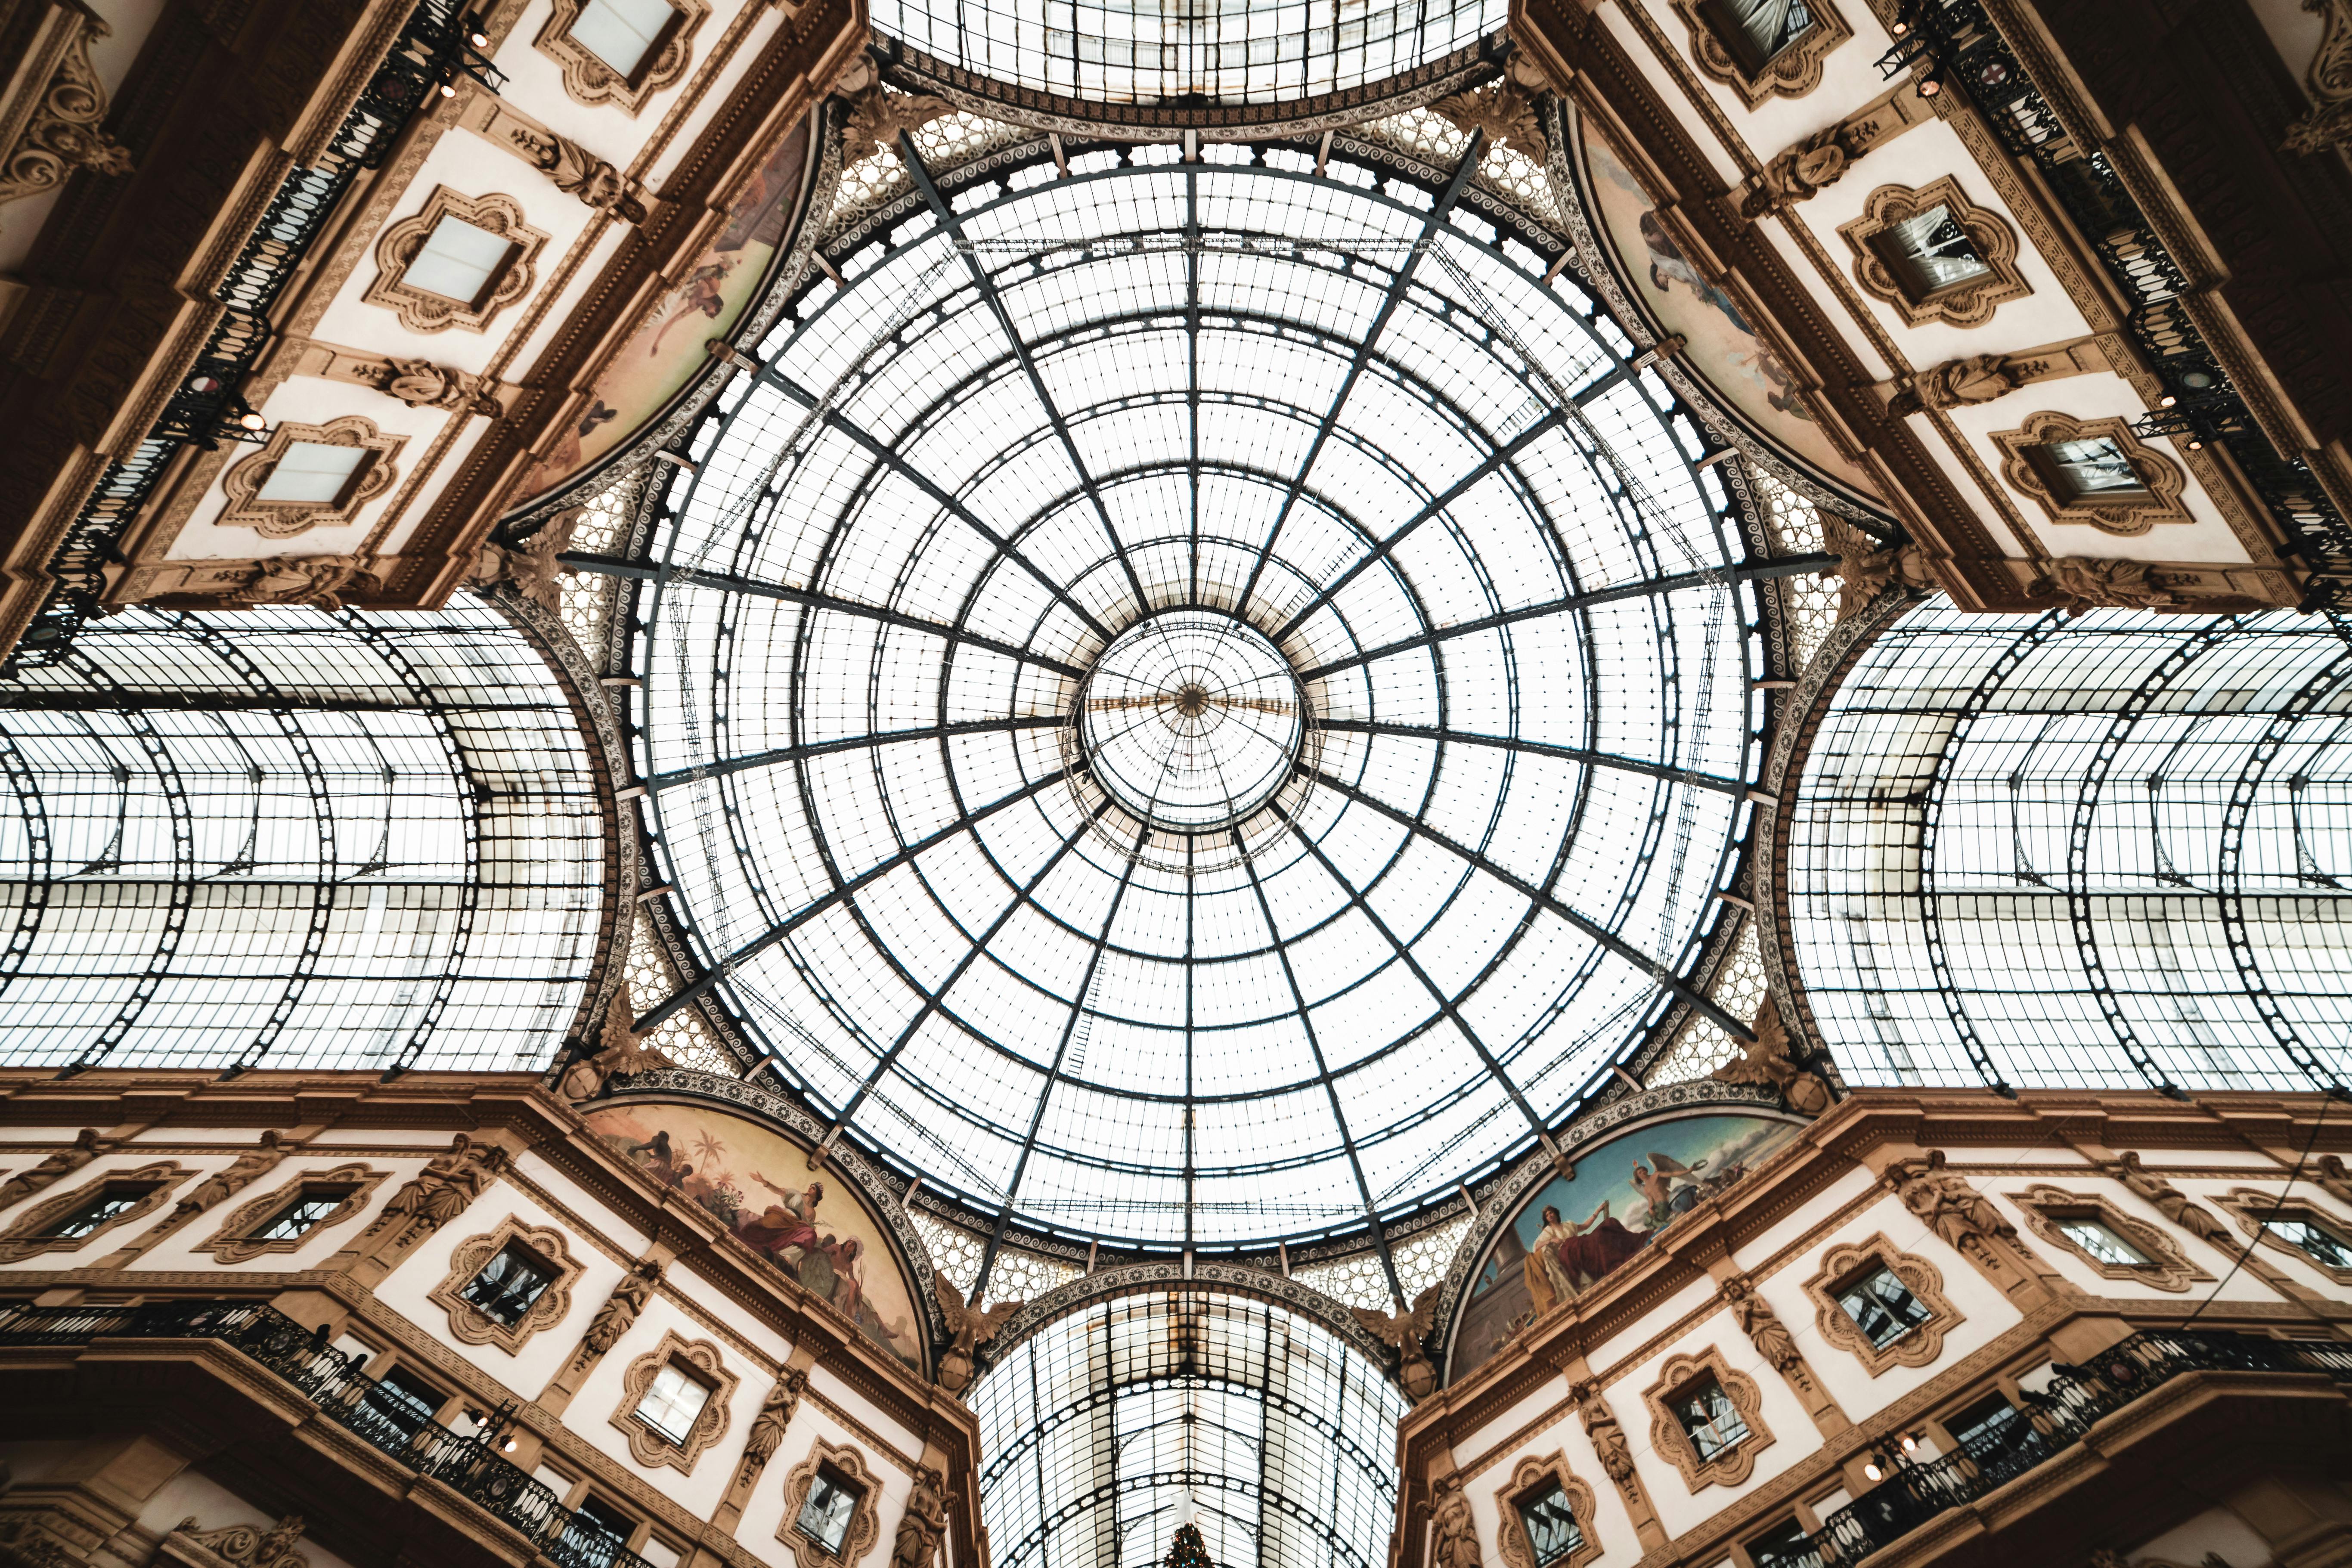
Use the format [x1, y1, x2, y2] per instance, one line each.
[583, 1259, 663, 1355]
[367, 1134, 508, 1240]
[1430, 1475, 1481, 1568]
[0, 1129, 104, 1212]
[1720, 1274, 1802, 1373]
[888, 1467, 948, 1568]
[2110, 1151, 2231, 1243]
[174, 1131, 290, 1217]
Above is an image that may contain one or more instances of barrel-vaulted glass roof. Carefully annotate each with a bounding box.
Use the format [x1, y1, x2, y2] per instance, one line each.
[625, 135, 1782, 1252]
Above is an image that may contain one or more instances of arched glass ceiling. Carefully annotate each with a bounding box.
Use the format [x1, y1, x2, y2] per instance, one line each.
[629, 137, 1778, 1253]
[1785, 603, 2352, 1095]
[971, 1290, 1403, 1568]
[873, 0, 1506, 111]
[0, 604, 604, 1073]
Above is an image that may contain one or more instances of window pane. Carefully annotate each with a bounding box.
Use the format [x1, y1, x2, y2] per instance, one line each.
[634, 1363, 711, 1444]
[255, 442, 367, 505]
[405, 215, 514, 304]
[254, 1190, 347, 1241]
[1672, 1378, 1750, 1461]
[564, 1499, 634, 1568]
[1517, 1483, 1583, 1566]
[462, 1243, 556, 1325]
[366, 1367, 443, 1438]
[798, 1468, 861, 1554]
[1835, 1266, 1932, 1348]
[1874, 205, 1992, 297]
[1749, 1520, 1820, 1568]
[573, 0, 675, 77]
[41, 1186, 149, 1238]
[2039, 437, 2146, 499]
[2266, 1218, 2352, 1269]
[2057, 1218, 2146, 1266]
[1704, 0, 1814, 71]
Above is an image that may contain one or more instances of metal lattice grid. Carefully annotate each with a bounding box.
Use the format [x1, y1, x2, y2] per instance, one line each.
[0, 604, 602, 1072]
[1785, 603, 2352, 1094]
[971, 1290, 1404, 1568]
[609, 133, 1825, 1259]
[873, 0, 1506, 109]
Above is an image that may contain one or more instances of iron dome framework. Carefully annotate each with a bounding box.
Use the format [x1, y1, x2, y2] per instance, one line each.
[1783, 603, 2352, 1096]
[598, 127, 1834, 1271]
[970, 1289, 1404, 1568]
[0, 604, 605, 1073]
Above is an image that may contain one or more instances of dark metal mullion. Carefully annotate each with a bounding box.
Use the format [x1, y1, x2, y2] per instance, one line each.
[647, 715, 1069, 791]
[633, 765, 1074, 1032]
[760, 375, 1118, 647]
[1236, 835, 1405, 1307]
[1268, 407, 1567, 647]
[1295, 555, 1838, 684]
[1305, 764, 1756, 1040]
[1314, 719, 1747, 795]
[560, 554, 1090, 682]
[971, 815, 1158, 1302]
[1187, 157, 1202, 607]
[1270, 795, 1558, 1148]
[1233, 133, 1488, 614]
[900, 136, 1156, 617]
[816, 792, 1116, 1152]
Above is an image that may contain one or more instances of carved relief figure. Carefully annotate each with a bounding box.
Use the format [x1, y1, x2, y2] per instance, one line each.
[1429, 80, 1546, 158]
[742, 1364, 809, 1472]
[1568, 1380, 1636, 1488]
[2110, 1151, 2233, 1243]
[889, 1468, 948, 1568]
[934, 1271, 1023, 1394]
[366, 1134, 508, 1242]
[2039, 557, 2178, 610]
[584, 1259, 663, 1356]
[1430, 1475, 1481, 1568]
[841, 84, 954, 164]
[174, 1131, 292, 1218]
[0, 1129, 103, 1212]
[561, 982, 671, 1103]
[471, 509, 581, 612]
[1888, 354, 2020, 415]
[1719, 1274, 1803, 1374]
[1887, 1150, 2017, 1255]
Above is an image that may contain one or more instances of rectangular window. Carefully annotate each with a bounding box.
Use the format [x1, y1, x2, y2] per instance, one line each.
[251, 1187, 354, 1243]
[1671, 1376, 1751, 1463]
[462, 1242, 558, 1326]
[255, 443, 370, 507]
[1700, 0, 1815, 73]
[633, 1362, 712, 1445]
[1870, 205, 1992, 299]
[2030, 437, 2150, 504]
[1517, 1482, 1584, 1567]
[570, 0, 681, 81]
[797, 1464, 863, 1556]
[2056, 1217, 2148, 1267]
[1748, 1519, 1822, 1568]
[1835, 1265, 1933, 1348]
[40, 1184, 154, 1239]
[405, 214, 519, 306]
[363, 1365, 445, 1440]
[2265, 1218, 2352, 1269]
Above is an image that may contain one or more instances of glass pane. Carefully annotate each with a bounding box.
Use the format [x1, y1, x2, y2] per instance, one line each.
[1705, 0, 1815, 71]
[366, 1368, 442, 1437]
[1672, 1379, 1750, 1461]
[798, 1469, 861, 1554]
[1874, 205, 1992, 298]
[635, 1363, 712, 1444]
[573, 0, 675, 77]
[2057, 1218, 2147, 1265]
[405, 215, 513, 304]
[2266, 1218, 2352, 1268]
[1835, 1266, 1932, 1348]
[255, 442, 367, 505]
[463, 1243, 556, 1325]
[1749, 1520, 1819, 1568]
[2039, 437, 2147, 498]
[1518, 1483, 1583, 1566]
[254, 1190, 347, 1241]
[41, 1187, 147, 1238]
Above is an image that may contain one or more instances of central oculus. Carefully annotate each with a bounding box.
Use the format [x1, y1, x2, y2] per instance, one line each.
[1075, 610, 1307, 833]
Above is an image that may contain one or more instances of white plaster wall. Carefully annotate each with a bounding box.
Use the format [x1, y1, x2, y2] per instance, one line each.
[1613, 1312, 1820, 1539]
[563, 1291, 756, 1518]
[1467, 1407, 1647, 1568]
[807, 1361, 922, 1461]
[735, 1404, 916, 1568]
[512, 1149, 654, 1258]
[374, 1175, 629, 1393]
[1586, 1271, 1719, 1375]
[1454, 1381, 1581, 1472]
[1763, 1192, 2022, 1422]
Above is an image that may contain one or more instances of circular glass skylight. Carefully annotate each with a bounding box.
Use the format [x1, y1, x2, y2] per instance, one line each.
[1078, 611, 1305, 831]
[632, 139, 1765, 1250]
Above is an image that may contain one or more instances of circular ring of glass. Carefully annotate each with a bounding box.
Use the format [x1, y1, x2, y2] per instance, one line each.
[1077, 610, 1305, 832]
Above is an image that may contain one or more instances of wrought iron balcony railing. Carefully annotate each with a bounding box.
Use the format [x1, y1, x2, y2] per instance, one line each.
[1789, 1328, 2352, 1568]
[0, 1298, 649, 1568]
[8, 0, 504, 674]
[1877, 0, 2352, 611]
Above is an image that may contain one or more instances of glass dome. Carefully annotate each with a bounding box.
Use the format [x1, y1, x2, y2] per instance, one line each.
[873, 0, 1509, 118]
[630, 137, 1769, 1250]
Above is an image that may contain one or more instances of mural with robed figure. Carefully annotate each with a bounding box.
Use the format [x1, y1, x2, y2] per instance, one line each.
[584, 1100, 924, 1370]
[1448, 1111, 1805, 1380]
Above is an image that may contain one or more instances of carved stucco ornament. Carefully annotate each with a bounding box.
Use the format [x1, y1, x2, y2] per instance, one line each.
[0, 12, 133, 209]
[2285, 1, 2352, 155]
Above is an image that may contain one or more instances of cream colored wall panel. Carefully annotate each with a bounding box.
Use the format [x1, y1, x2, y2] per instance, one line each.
[2246, 0, 2326, 91]
[566, 1293, 750, 1515]
[490, 0, 761, 168]
[1595, 3, 1748, 192]
[511, 1148, 655, 1259]
[2129, 1502, 2282, 1568]
[1726, 1162, 1879, 1267]
[365, 414, 497, 556]
[1584, 1270, 1718, 1375]
[1617, 0, 1899, 180]
[1470, 1414, 1645, 1566]
[1452, 1381, 1579, 1475]
[736, 1404, 917, 1560]
[663, 1264, 797, 1363]
[808, 1360, 923, 1459]
[1941, 372, 2257, 564]
[641, 6, 786, 191]
[502, 220, 633, 384]
[375, 1177, 628, 1393]
[1611, 1320, 1817, 1538]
